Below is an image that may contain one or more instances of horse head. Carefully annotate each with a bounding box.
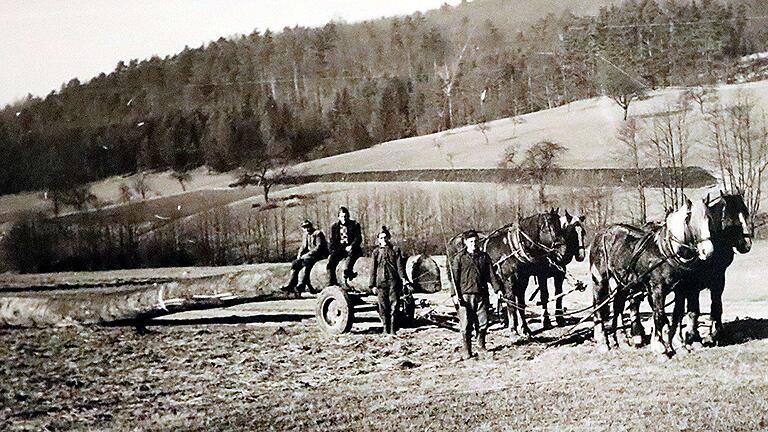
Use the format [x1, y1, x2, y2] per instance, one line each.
[539, 208, 568, 262]
[560, 209, 587, 263]
[712, 190, 752, 253]
[666, 197, 714, 261]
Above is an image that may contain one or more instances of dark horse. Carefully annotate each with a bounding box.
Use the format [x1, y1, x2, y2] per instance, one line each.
[447, 208, 568, 337]
[589, 199, 714, 356]
[534, 210, 587, 328]
[675, 191, 752, 347]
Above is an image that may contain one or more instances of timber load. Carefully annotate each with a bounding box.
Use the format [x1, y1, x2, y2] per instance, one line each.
[0, 255, 445, 327]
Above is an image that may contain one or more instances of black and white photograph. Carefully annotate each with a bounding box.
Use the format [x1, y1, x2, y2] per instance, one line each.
[2, 0, 768, 430]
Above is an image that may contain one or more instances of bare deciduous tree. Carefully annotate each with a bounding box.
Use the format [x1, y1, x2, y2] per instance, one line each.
[521, 140, 566, 204]
[645, 101, 692, 210]
[131, 173, 151, 201]
[602, 62, 647, 121]
[617, 118, 648, 223]
[706, 95, 768, 227]
[170, 171, 192, 192]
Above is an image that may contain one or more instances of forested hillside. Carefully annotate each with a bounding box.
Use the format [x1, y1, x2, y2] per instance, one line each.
[1, 0, 766, 197]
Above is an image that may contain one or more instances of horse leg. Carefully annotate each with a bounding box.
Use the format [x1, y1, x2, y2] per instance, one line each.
[670, 287, 687, 352]
[684, 286, 702, 347]
[611, 289, 627, 349]
[704, 272, 726, 346]
[649, 287, 674, 357]
[628, 293, 645, 347]
[554, 274, 565, 327]
[591, 267, 610, 352]
[516, 276, 532, 337]
[503, 275, 519, 336]
[538, 275, 552, 329]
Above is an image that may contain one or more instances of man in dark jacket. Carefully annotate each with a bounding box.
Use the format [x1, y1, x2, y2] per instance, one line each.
[369, 226, 410, 335]
[327, 206, 363, 286]
[281, 220, 329, 295]
[451, 230, 504, 360]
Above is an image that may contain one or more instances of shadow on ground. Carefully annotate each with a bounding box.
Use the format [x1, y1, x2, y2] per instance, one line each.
[145, 313, 314, 327]
[718, 318, 768, 346]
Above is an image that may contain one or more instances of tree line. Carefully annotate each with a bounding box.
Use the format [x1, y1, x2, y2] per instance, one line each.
[1, 0, 766, 197]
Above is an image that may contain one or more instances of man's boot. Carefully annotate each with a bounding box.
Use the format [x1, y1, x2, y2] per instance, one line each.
[461, 334, 473, 360]
[477, 331, 488, 352]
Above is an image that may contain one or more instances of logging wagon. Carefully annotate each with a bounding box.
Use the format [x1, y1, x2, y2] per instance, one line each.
[0, 255, 445, 331]
[314, 254, 443, 335]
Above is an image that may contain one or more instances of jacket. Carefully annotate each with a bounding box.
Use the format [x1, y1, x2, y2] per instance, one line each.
[329, 220, 362, 252]
[369, 244, 408, 288]
[298, 230, 329, 260]
[450, 249, 503, 296]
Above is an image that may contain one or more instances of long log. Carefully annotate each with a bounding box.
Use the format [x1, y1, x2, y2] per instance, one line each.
[0, 256, 448, 327]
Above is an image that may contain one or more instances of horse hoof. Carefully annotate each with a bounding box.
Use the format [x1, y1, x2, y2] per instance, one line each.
[650, 340, 667, 355]
[702, 336, 716, 347]
[689, 341, 703, 350]
[597, 343, 610, 353]
[632, 335, 644, 347]
[542, 317, 552, 330]
[555, 317, 565, 327]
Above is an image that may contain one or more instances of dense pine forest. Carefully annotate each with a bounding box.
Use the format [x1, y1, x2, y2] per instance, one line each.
[1, 0, 766, 198]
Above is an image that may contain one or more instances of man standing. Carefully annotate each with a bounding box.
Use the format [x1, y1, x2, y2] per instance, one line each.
[369, 226, 409, 335]
[327, 206, 363, 286]
[451, 230, 503, 360]
[281, 220, 328, 295]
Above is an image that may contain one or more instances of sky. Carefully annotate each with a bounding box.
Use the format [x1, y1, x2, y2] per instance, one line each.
[0, 0, 461, 106]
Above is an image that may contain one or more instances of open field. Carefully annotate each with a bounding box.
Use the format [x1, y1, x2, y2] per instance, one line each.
[2, 242, 767, 430]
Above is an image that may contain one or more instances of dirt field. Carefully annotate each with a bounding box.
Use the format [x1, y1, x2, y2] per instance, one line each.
[2, 241, 768, 430]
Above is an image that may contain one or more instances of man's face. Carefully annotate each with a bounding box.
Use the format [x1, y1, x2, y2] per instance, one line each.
[377, 233, 389, 247]
[302, 226, 313, 235]
[464, 237, 477, 253]
[338, 211, 348, 224]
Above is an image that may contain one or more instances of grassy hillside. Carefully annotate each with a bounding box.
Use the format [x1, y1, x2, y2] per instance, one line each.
[293, 80, 768, 174]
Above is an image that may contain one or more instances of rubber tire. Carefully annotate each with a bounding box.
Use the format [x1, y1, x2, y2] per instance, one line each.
[316, 286, 354, 335]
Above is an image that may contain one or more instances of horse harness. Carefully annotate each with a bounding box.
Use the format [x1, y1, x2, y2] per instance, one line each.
[487, 216, 563, 269]
[602, 222, 707, 295]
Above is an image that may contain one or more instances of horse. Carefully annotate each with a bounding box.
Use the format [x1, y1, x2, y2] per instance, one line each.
[446, 208, 568, 337]
[533, 210, 587, 328]
[675, 191, 752, 347]
[589, 198, 714, 356]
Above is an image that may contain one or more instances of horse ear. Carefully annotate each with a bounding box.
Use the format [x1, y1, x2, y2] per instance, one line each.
[555, 207, 560, 214]
[565, 209, 572, 220]
[705, 193, 711, 205]
[720, 189, 725, 198]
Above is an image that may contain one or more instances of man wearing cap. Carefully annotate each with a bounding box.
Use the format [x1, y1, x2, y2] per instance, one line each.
[281, 220, 329, 295]
[327, 206, 363, 286]
[369, 226, 410, 335]
[451, 230, 503, 360]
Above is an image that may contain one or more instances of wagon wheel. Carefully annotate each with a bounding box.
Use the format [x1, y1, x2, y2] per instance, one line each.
[316, 286, 354, 334]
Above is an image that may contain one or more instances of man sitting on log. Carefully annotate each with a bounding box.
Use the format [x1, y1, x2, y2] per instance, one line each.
[451, 230, 504, 360]
[327, 206, 363, 286]
[281, 219, 329, 295]
[369, 226, 410, 335]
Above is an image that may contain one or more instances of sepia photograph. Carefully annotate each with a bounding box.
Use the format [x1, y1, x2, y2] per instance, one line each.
[2, 0, 768, 430]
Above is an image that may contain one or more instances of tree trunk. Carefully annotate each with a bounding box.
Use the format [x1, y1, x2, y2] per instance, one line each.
[0, 257, 446, 327]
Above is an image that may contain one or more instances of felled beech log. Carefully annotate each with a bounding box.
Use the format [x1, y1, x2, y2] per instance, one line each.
[0, 256, 446, 327]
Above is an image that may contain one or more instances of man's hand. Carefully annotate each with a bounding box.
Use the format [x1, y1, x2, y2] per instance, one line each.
[452, 296, 463, 307]
[371, 286, 378, 295]
[345, 245, 352, 253]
